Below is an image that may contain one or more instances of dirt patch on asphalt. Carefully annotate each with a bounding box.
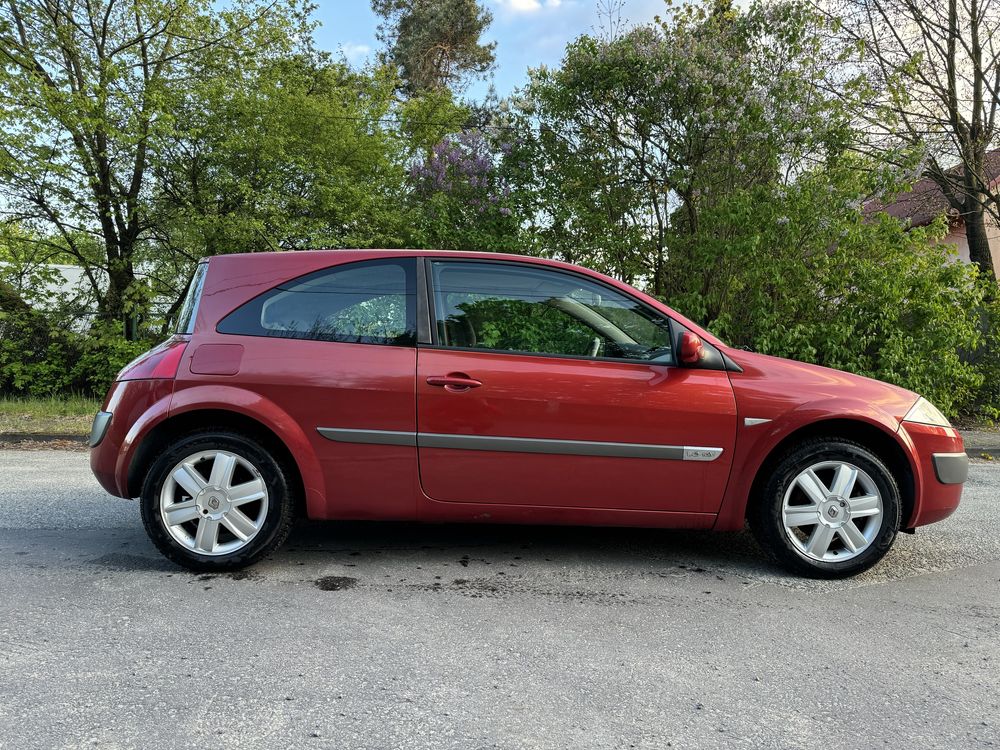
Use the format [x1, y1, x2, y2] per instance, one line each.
[314, 576, 359, 591]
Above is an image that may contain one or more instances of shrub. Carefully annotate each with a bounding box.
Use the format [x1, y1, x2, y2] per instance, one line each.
[0, 302, 152, 399]
[664, 167, 992, 417]
[0, 303, 75, 397]
[71, 324, 150, 396]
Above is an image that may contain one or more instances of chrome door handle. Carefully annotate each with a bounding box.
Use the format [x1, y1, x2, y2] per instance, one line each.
[426, 374, 482, 391]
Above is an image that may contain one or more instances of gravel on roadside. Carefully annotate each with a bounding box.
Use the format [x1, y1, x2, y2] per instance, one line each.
[0, 438, 89, 451]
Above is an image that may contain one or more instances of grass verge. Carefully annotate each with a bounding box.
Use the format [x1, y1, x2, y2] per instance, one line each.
[0, 395, 99, 436]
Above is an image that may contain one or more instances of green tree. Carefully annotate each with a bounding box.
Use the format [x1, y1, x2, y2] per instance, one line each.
[0, 0, 314, 339]
[677, 162, 987, 415]
[826, 0, 1000, 277]
[150, 58, 484, 326]
[511, 0, 994, 414]
[372, 0, 496, 94]
[520, 1, 857, 296]
[150, 56, 414, 323]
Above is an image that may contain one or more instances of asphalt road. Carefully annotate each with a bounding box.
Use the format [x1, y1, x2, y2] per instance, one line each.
[1, 450, 998, 750]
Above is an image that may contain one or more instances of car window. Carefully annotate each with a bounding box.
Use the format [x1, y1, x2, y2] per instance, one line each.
[218, 258, 416, 346]
[175, 262, 208, 335]
[430, 260, 673, 362]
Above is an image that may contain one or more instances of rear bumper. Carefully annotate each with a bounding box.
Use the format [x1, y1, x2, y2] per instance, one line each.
[901, 422, 966, 528]
[89, 411, 113, 447]
[90, 379, 174, 498]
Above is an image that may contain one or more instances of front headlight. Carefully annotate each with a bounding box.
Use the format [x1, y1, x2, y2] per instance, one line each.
[902, 397, 952, 427]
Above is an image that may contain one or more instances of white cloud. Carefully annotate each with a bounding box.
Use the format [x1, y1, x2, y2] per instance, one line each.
[499, 0, 541, 11]
[494, 0, 563, 13]
[339, 42, 371, 64]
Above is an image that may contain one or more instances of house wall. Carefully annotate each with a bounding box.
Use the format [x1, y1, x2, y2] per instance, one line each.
[943, 220, 1000, 278]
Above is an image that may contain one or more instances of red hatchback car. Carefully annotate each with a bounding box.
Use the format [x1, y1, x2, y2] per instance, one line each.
[90, 250, 968, 577]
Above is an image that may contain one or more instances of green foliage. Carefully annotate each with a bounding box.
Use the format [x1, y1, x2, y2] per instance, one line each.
[503, 0, 998, 416]
[971, 295, 1000, 422]
[154, 58, 413, 260]
[671, 166, 988, 415]
[72, 326, 150, 396]
[0, 256, 149, 397]
[453, 298, 596, 355]
[0, 304, 74, 397]
[372, 0, 496, 93]
[0, 305, 150, 398]
[0, 0, 319, 337]
[0, 0, 997, 421]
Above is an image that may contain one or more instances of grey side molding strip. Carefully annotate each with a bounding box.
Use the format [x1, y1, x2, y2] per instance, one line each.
[318, 427, 723, 462]
[419, 432, 694, 460]
[317, 428, 417, 447]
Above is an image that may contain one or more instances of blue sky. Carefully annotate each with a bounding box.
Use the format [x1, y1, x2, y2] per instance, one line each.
[313, 0, 671, 100]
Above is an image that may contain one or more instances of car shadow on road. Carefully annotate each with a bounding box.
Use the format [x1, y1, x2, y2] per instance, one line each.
[280, 519, 777, 578]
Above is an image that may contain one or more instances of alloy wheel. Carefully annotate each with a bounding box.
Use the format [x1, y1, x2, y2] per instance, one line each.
[159, 449, 269, 556]
[781, 460, 884, 562]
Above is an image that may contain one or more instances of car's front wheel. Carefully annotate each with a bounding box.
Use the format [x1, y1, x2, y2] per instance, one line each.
[750, 438, 901, 578]
[140, 431, 295, 571]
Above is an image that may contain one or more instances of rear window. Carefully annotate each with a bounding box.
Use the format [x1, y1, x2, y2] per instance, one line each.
[216, 258, 417, 346]
[175, 262, 208, 334]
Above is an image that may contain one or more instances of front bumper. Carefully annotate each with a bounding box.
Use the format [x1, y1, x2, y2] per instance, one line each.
[932, 451, 970, 484]
[900, 421, 966, 528]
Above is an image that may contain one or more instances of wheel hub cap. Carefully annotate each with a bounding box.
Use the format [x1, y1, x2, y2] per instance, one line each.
[819, 497, 850, 527]
[196, 486, 231, 520]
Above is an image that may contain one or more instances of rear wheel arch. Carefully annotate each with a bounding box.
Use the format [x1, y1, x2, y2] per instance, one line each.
[127, 408, 306, 516]
[745, 419, 915, 529]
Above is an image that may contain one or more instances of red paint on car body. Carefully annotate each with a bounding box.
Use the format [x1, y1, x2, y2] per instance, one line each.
[90, 249, 966, 536]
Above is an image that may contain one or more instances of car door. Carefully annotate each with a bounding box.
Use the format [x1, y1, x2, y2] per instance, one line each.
[210, 256, 420, 520]
[416, 259, 738, 514]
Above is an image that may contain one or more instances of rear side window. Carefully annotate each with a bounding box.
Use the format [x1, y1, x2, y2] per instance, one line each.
[175, 262, 208, 334]
[217, 258, 417, 346]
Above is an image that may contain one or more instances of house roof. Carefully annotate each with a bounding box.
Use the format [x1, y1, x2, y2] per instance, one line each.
[865, 148, 1000, 227]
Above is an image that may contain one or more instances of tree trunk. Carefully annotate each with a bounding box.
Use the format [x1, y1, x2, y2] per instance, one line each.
[963, 201, 996, 278]
[100, 261, 138, 340]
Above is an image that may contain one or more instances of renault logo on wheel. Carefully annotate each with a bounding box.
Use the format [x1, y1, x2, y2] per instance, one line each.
[208, 496, 220, 510]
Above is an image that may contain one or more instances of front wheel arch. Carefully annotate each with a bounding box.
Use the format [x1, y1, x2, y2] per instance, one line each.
[749, 437, 902, 577]
[745, 419, 914, 529]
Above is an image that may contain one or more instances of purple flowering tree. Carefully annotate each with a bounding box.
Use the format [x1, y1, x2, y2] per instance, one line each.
[407, 129, 519, 251]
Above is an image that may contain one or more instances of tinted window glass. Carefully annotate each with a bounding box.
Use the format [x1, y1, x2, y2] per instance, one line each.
[218, 259, 416, 346]
[175, 262, 208, 335]
[431, 261, 673, 362]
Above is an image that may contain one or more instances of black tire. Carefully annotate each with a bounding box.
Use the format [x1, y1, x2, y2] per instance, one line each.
[140, 431, 296, 572]
[749, 438, 901, 579]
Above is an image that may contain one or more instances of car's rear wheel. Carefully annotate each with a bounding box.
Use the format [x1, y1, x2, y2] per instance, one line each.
[750, 438, 901, 578]
[140, 432, 295, 571]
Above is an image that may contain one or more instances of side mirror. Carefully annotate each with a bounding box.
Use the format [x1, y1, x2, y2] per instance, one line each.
[679, 331, 706, 366]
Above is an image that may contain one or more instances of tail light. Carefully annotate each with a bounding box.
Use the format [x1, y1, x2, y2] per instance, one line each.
[117, 337, 189, 381]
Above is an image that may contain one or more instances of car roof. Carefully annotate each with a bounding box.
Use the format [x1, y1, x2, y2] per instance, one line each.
[202, 248, 570, 267]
